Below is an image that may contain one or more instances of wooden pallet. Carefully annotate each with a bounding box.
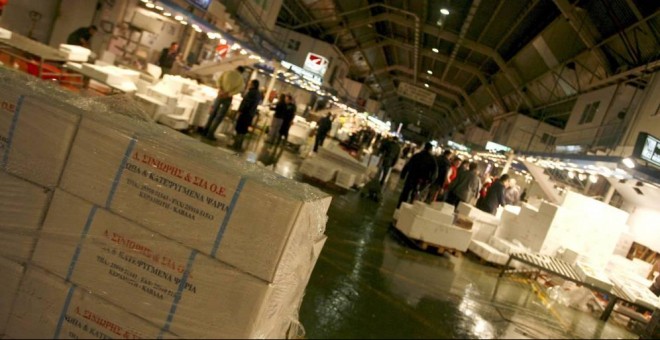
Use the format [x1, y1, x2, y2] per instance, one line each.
[416, 240, 463, 257]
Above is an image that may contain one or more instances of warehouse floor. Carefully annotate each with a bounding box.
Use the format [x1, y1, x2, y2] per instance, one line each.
[195, 132, 639, 339]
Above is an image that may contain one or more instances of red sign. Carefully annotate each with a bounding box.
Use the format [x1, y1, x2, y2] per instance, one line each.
[215, 44, 229, 58]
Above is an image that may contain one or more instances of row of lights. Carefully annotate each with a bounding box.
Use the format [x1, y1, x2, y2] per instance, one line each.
[141, 0, 271, 65]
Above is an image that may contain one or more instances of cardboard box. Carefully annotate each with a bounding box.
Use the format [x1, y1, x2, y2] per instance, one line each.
[0, 171, 52, 262]
[59, 117, 331, 283]
[413, 201, 454, 225]
[0, 90, 79, 188]
[0, 256, 24, 335]
[468, 240, 509, 265]
[32, 190, 323, 338]
[5, 266, 177, 339]
[419, 223, 472, 252]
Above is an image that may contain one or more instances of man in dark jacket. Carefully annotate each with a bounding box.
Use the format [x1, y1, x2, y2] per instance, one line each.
[377, 137, 401, 185]
[426, 149, 452, 202]
[314, 113, 333, 152]
[66, 25, 97, 48]
[397, 142, 438, 208]
[233, 80, 262, 151]
[266, 94, 288, 143]
[157, 42, 180, 77]
[476, 174, 511, 215]
[278, 95, 296, 144]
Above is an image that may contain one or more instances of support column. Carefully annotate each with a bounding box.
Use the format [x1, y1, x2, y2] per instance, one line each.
[264, 71, 278, 104]
[603, 184, 616, 204]
[501, 150, 515, 175]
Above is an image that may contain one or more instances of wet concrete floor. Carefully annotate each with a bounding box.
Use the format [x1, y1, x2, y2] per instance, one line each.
[193, 131, 637, 339]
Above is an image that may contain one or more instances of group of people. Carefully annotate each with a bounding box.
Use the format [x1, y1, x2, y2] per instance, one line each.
[396, 142, 523, 216]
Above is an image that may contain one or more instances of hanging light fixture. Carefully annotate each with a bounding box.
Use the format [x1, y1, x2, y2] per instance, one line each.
[589, 174, 599, 183]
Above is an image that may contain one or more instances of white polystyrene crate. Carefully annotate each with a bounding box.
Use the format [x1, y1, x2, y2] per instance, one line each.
[469, 240, 509, 265]
[413, 201, 454, 225]
[420, 223, 472, 252]
[430, 201, 455, 215]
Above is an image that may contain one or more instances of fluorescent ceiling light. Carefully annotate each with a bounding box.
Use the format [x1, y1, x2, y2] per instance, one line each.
[622, 157, 635, 169]
[432, 48, 439, 53]
[589, 174, 599, 183]
[440, 8, 450, 15]
[180, 21, 187, 25]
[567, 171, 575, 179]
[163, 12, 171, 16]
[424, 83, 429, 88]
[174, 15, 183, 20]
[155, 5, 163, 10]
[427, 70, 433, 75]
[146, 3, 155, 8]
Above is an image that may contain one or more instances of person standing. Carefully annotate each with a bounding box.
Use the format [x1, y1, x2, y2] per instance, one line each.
[157, 42, 180, 77]
[476, 174, 511, 215]
[66, 25, 97, 48]
[266, 94, 287, 143]
[377, 137, 401, 185]
[233, 80, 262, 151]
[446, 162, 481, 208]
[314, 112, 333, 152]
[504, 178, 521, 206]
[427, 150, 453, 202]
[397, 142, 438, 208]
[204, 66, 245, 140]
[278, 94, 296, 144]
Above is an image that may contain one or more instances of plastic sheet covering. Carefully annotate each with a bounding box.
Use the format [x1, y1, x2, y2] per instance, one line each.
[0, 66, 331, 339]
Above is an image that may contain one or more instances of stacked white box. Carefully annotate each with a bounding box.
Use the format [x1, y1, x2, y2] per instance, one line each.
[0, 89, 80, 188]
[335, 170, 356, 189]
[468, 240, 509, 265]
[488, 236, 527, 255]
[471, 220, 498, 243]
[31, 190, 325, 338]
[574, 261, 614, 291]
[395, 204, 428, 239]
[430, 201, 455, 215]
[419, 223, 472, 252]
[0, 68, 331, 338]
[0, 257, 24, 335]
[0, 172, 52, 262]
[456, 202, 500, 225]
[413, 201, 454, 225]
[58, 116, 331, 283]
[6, 266, 176, 339]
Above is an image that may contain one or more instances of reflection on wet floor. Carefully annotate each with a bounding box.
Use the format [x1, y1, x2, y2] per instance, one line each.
[186, 131, 636, 339]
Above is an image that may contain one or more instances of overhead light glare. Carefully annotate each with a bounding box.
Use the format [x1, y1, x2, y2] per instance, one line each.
[432, 48, 439, 53]
[589, 174, 599, 183]
[424, 83, 429, 88]
[155, 5, 164, 10]
[163, 12, 171, 17]
[427, 70, 433, 75]
[146, 3, 155, 8]
[174, 15, 183, 20]
[440, 8, 450, 15]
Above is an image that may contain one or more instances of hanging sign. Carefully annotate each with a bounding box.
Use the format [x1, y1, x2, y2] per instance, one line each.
[397, 82, 436, 107]
[303, 52, 329, 77]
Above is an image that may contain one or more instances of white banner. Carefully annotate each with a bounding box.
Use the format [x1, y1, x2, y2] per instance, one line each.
[397, 82, 436, 107]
